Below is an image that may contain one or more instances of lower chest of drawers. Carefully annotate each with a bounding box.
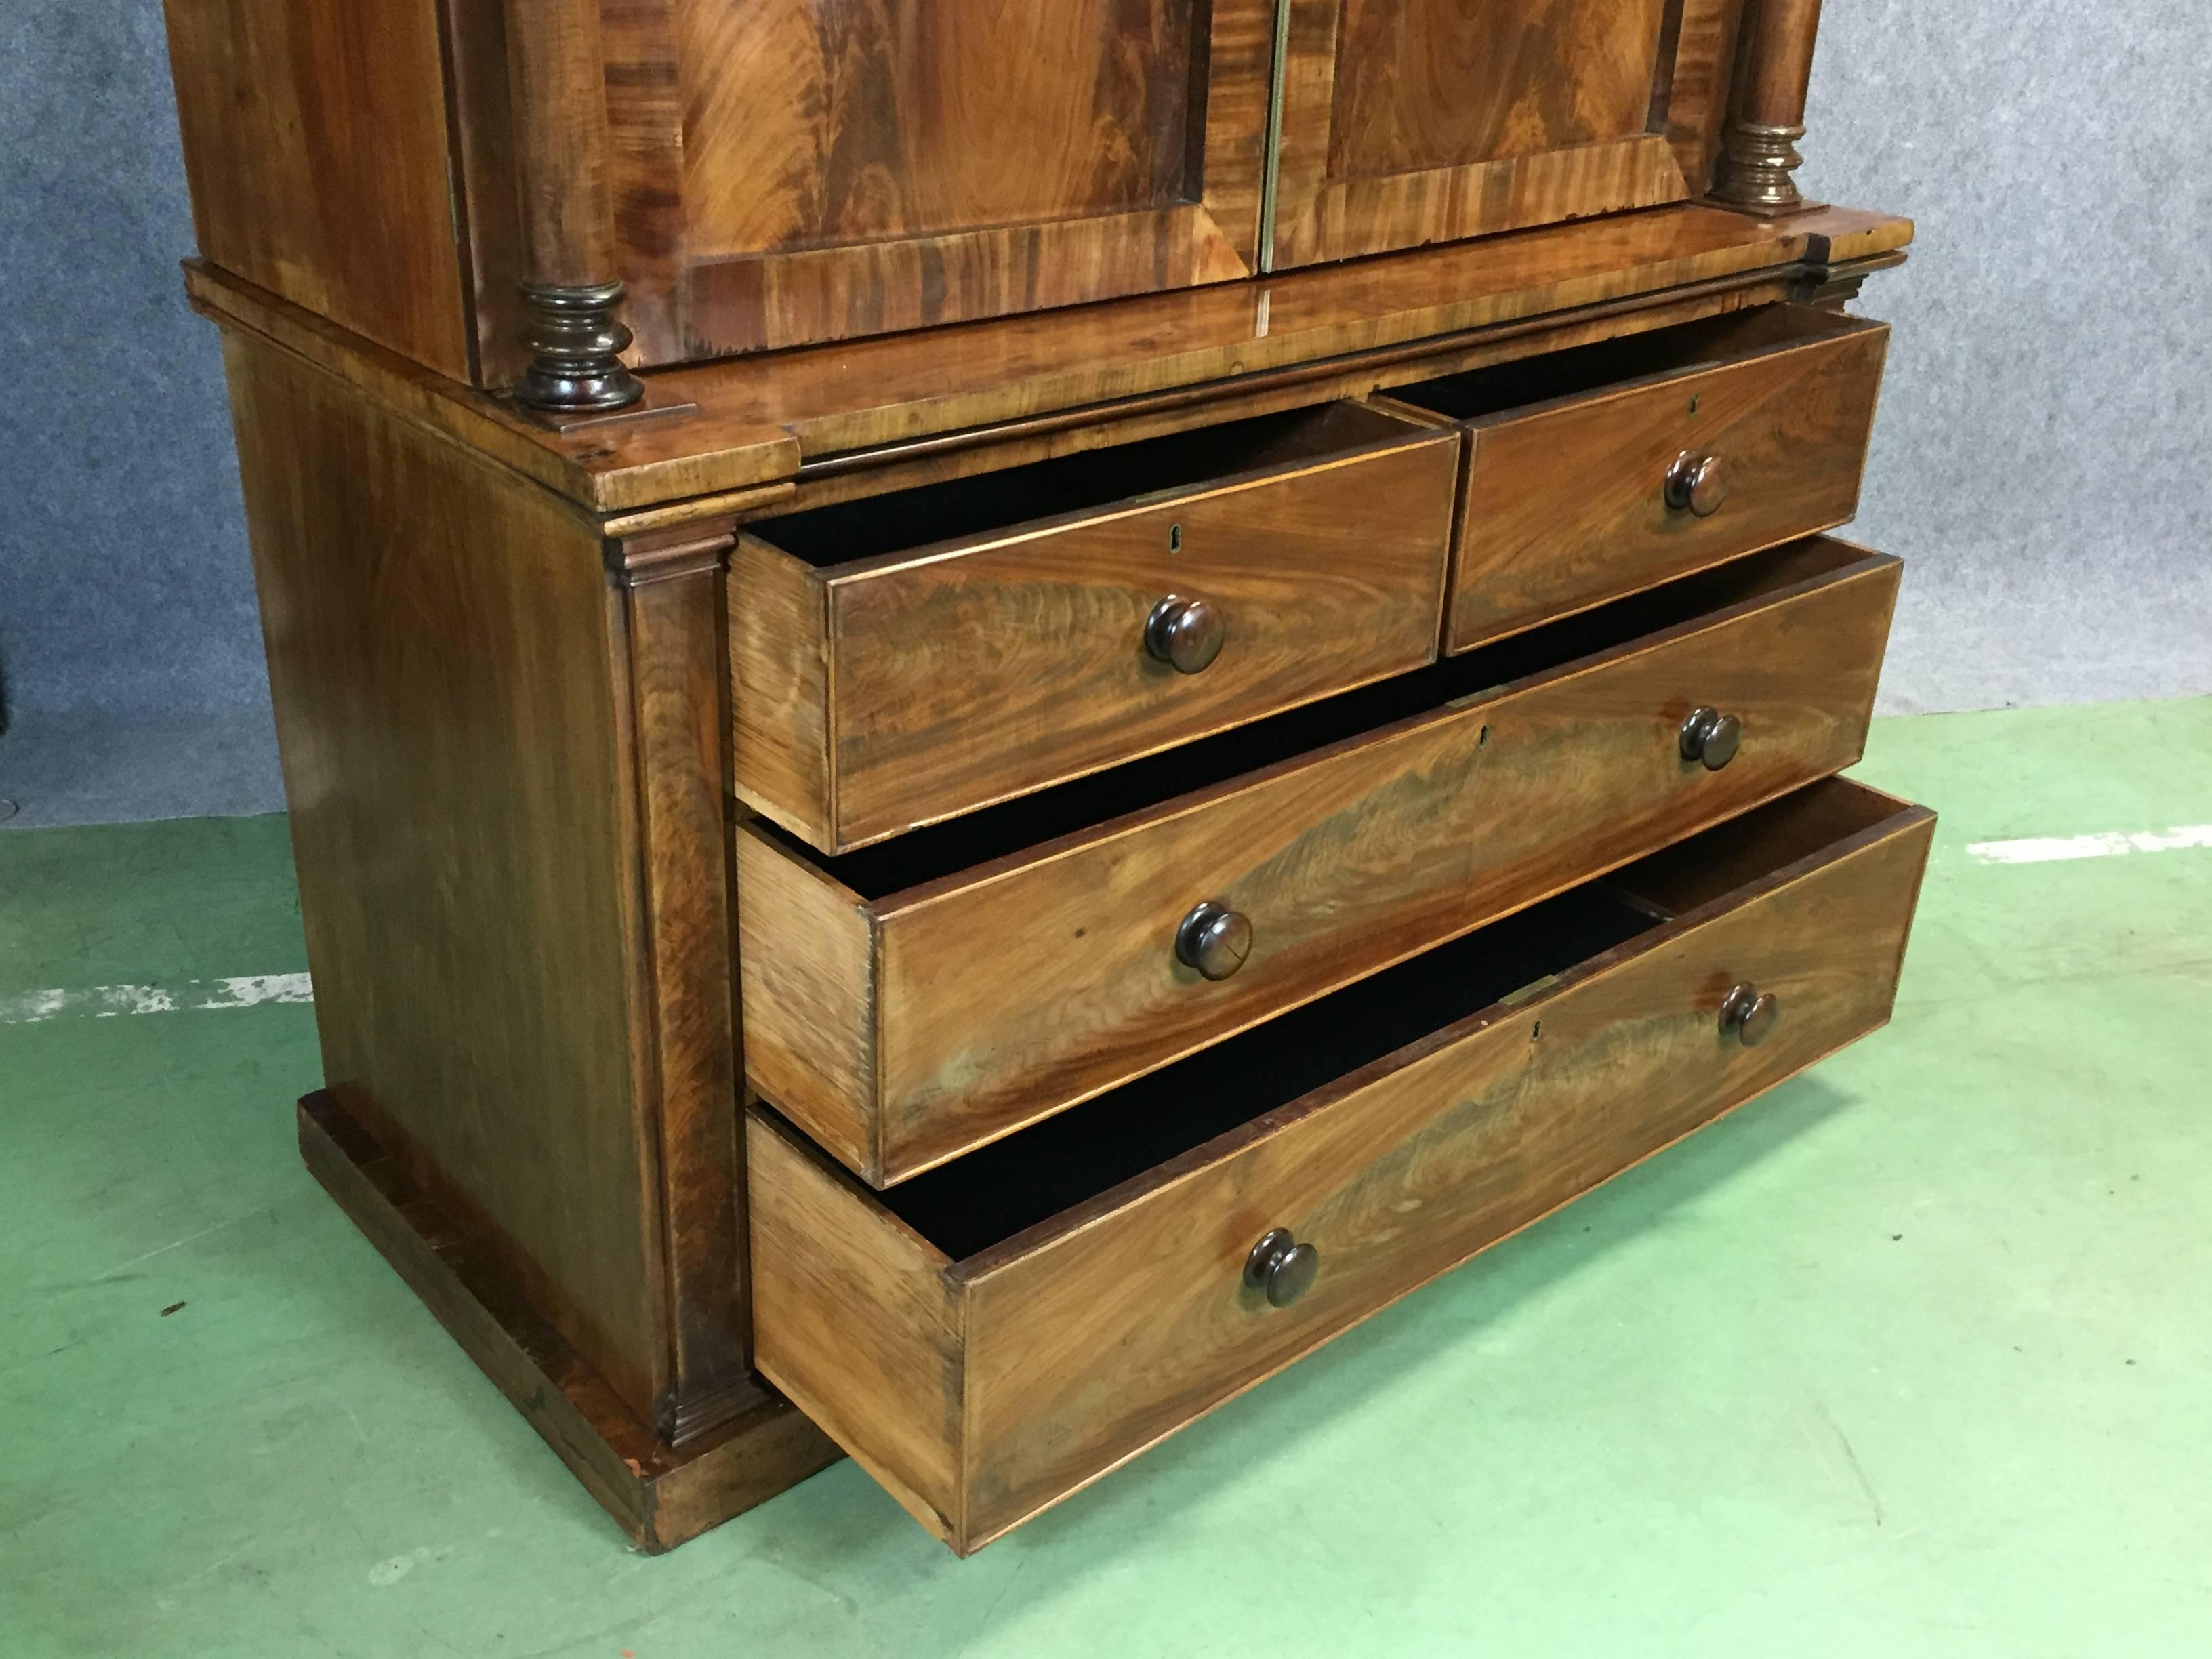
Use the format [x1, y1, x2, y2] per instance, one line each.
[725, 302, 1929, 1553]
[751, 779, 1933, 1553]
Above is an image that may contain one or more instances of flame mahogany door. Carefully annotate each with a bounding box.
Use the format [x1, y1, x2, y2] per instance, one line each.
[1268, 0, 1746, 270]
[607, 0, 1276, 364]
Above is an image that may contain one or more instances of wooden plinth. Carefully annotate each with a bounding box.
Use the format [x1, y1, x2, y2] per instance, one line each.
[297, 1091, 842, 1551]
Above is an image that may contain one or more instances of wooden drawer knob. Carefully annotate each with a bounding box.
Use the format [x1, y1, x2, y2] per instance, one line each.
[1244, 1228, 1322, 1309]
[1679, 706, 1743, 771]
[1720, 982, 1782, 1048]
[1145, 596, 1227, 674]
[1666, 451, 1731, 518]
[1176, 901, 1253, 981]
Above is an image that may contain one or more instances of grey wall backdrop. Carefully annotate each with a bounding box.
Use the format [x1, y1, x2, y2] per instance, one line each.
[3, 1, 2208, 826]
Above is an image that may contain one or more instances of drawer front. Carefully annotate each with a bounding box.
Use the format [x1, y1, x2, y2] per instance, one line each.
[1437, 310, 1888, 653]
[748, 782, 1937, 1553]
[733, 407, 1460, 853]
[741, 539, 1902, 1187]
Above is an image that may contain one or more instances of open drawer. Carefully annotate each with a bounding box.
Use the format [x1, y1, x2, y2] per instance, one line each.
[1382, 304, 1889, 654]
[749, 777, 1938, 1554]
[731, 401, 1460, 853]
[739, 537, 1902, 1187]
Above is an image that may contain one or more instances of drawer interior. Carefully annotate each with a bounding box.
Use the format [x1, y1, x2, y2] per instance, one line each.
[1390, 306, 1868, 423]
[859, 778, 1911, 1263]
[771, 536, 1872, 900]
[744, 401, 1424, 567]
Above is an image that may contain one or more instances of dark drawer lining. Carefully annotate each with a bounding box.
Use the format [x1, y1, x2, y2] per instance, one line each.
[1391, 305, 1861, 424]
[745, 401, 1420, 568]
[868, 886, 1654, 1261]
[786, 537, 1869, 901]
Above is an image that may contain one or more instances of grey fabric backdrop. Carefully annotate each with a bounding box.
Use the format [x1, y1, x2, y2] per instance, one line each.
[2, 1, 2207, 826]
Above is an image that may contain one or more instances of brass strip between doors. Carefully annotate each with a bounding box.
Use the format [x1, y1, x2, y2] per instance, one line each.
[1257, 0, 1293, 274]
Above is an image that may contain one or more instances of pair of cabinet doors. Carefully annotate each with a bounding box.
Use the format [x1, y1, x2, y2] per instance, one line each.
[612, 0, 1746, 363]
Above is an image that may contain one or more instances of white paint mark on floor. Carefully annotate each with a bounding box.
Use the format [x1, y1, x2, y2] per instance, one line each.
[0, 973, 313, 1025]
[1966, 825, 2212, 865]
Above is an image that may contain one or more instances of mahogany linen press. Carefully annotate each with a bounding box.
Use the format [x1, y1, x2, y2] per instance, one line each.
[158, 0, 1931, 1553]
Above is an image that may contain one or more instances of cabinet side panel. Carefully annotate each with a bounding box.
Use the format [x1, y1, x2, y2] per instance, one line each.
[163, 0, 473, 380]
[222, 333, 664, 1414]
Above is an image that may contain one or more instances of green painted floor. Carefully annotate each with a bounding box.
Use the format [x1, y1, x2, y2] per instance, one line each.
[5, 697, 2210, 1658]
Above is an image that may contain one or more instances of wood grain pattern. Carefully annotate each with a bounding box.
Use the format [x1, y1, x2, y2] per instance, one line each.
[600, 0, 693, 362]
[734, 403, 1460, 852]
[735, 830, 879, 1178]
[729, 535, 836, 848]
[1732, 0, 1828, 128]
[504, 0, 622, 285]
[684, 0, 1206, 252]
[1328, 0, 1675, 178]
[650, 203, 1912, 464]
[653, 0, 1273, 356]
[1270, 0, 1741, 268]
[184, 205, 1914, 511]
[161, 0, 472, 379]
[443, 0, 528, 386]
[300, 1092, 842, 1551]
[747, 779, 1936, 1553]
[1662, 0, 1748, 192]
[685, 207, 1252, 360]
[741, 537, 1900, 1187]
[224, 331, 670, 1418]
[1393, 303, 1889, 652]
[618, 544, 754, 1437]
[747, 1117, 963, 1541]
[767, 280, 1792, 514]
[1280, 134, 1692, 271]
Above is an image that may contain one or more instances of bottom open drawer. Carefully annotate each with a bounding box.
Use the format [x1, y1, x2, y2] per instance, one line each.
[747, 778, 1936, 1554]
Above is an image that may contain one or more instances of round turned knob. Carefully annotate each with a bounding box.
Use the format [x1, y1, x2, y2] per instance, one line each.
[1176, 901, 1253, 981]
[1244, 1228, 1322, 1309]
[1719, 982, 1782, 1048]
[1666, 451, 1731, 518]
[1679, 706, 1743, 771]
[1145, 596, 1227, 675]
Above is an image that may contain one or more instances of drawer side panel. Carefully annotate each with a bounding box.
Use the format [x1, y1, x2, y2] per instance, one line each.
[736, 827, 879, 1180]
[731, 537, 836, 848]
[746, 1114, 964, 1542]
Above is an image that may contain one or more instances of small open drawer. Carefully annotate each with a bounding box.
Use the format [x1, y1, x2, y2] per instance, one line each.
[739, 537, 1901, 1187]
[749, 777, 1937, 1554]
[1381, 304, 1889, 654]
[731, 401, 1460, 853]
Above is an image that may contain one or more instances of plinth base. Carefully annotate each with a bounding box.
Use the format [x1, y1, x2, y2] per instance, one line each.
[298, 1091, 842, 1552]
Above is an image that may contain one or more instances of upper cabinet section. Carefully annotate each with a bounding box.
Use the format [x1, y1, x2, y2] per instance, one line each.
[167, 0, 1793, 398]
[651, 0, 1273, 361]
[1270, 0, 1748, 269]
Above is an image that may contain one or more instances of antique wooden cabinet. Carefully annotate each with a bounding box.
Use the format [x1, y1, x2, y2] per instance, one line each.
[163, 0, 1928, 1553]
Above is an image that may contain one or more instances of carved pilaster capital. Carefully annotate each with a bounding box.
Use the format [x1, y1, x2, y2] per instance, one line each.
[608, 529, 735, 588]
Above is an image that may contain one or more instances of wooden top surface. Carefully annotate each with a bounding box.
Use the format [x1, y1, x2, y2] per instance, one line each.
[186, 203, 1912, 518]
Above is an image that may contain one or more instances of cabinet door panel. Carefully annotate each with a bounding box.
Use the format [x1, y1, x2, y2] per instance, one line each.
[1273, 0, 1742, 270]
[617, 0, 1273, 361]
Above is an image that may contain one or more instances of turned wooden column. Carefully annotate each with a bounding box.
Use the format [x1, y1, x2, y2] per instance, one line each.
[504, 0, 643, 410]
[1712, 0, 1826, 215]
